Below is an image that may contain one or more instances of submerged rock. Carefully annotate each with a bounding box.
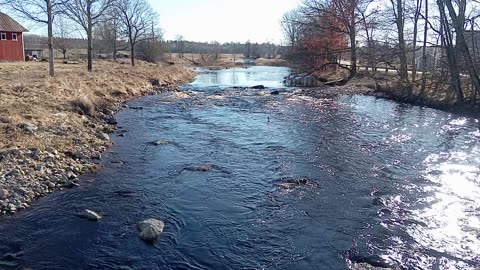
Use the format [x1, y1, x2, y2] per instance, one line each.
[184, 164, 222, 172]
[137, 218, 165, 242]
[276, 177, 318, 191]
[76, 209, 102, 221]
[152, 139, 170, 146]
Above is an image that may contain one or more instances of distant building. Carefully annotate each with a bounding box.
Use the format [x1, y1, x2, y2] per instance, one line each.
[0, 13, 28, 61]
[24, 48, 44, 60]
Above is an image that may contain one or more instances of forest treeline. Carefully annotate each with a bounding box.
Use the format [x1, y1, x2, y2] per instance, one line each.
[24, 34, 283, 64]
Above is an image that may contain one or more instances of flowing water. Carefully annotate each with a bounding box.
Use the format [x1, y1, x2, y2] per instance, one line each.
[1, 66, 480, 270]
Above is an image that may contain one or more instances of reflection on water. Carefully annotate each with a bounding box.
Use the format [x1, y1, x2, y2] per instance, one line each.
[189, 66, 290, 88]
[0, 68, 479, 270]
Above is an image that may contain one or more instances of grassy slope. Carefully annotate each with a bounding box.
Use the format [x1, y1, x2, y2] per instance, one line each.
[0, 60, 195, 152]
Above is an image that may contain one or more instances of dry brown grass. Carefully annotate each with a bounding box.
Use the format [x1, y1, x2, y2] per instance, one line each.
[255, 58, 288, 67]
[0, 59, 195, 151]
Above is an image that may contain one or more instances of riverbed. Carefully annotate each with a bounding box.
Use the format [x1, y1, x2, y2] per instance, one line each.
[0, 66, 479, 269]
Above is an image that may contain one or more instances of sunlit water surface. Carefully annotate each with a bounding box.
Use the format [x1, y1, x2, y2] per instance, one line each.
[0, 66, 479, 269]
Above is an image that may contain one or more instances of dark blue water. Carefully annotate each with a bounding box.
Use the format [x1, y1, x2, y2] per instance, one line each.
[1, 67, 480, 270]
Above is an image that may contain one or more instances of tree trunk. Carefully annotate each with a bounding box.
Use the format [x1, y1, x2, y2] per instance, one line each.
[393, 0, 410, 86]
[47, 0, 54, 77]
[130, 40, 135, 66]
[412, 0, 422, 84]
[113, 40, 117, 61]
[362, 13, 373, 72]
[349, 27, 357, 79]
[421, 0, 428, 95]
[437, 0, 463, 103]
[87, 1, 93, 72]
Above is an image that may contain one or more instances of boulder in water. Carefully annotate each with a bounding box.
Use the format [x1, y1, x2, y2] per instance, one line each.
[76, 209, 102, 221]
[184, 164, 220, 172]
[137, 218, 165, 242]
[277, 177, 317, 191]
[252, 85, 266, 90]
[271, 90, 280, 95]
[286, 75, 320, 87]
[349, 254, 393, 269]
[152, 139, 170, 146]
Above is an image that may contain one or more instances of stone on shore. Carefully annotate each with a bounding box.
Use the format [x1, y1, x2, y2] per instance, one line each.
[74, 151, 86, 160]
[17, 123, 38, 133]
[76, 209, 102, 221]
[98, 132, 110, 141]
[0, 189, 9, 199]
[137, 218, 165, 242]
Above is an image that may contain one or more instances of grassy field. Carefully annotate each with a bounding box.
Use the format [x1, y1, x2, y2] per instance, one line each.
[0, 59, 195, 151]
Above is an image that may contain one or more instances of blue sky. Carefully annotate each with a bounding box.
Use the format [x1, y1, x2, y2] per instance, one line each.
[150, 0, 301, 43]
[23, 0, 301, 43]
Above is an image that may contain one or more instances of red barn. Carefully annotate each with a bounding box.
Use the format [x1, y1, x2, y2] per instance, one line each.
[0, 13, 28, 62]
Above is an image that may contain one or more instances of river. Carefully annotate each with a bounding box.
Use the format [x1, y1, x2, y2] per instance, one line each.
[0, 66, 479, 269]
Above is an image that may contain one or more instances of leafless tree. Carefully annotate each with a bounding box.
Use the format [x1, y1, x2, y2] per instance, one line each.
[302, 0, 375, 79]
[116, 0, 157, 66]
[175, 34, 185, 59]
[54, 16, 72, 60]
[95, 7, 124, 60]
[436, 0, 463, 102]
[62, 0, 113, 71]
[199, 41, 221, 65]
[389, 0, 410, 85]
[443, 0, 480, 97]
[137, 22, 164, 63]
[409, 0, 423, 83]
[281, 8, 302, 48]
[420, 0, 428, 94]
[245, 40, 252, 59]
[3, 0, 66, 76]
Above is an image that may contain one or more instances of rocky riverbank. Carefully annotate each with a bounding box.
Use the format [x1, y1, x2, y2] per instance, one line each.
[297, 84, 377, 99]
[0, 60, 195, 215]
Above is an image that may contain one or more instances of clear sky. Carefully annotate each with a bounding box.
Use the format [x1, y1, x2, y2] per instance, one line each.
[150, 0, 301, 43]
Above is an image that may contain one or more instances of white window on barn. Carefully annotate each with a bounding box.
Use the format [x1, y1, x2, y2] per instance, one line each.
[12, 33, 17, 41]
[0, 33, 6, 40]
